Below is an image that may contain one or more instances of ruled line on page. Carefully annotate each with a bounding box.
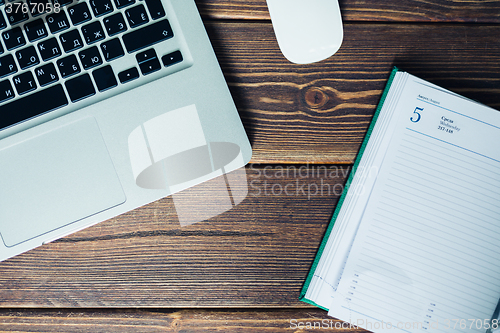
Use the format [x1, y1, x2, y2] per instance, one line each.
[395, 146, 500, 194]
[379, 189, 500, 242]
[341, 287, 422, 318]
[364, 230, 500, 288]
[406, 127, 500, 163]
[339, 272, 484, 333]
[391, 164, 500, 207]
[338, 285, 422, 326]
[350, 270, 491, 323]
[393, 151, 500, 195]
[383, 179, 500, 229]
[367, 226, 500, 280]
[340, 306, 415, 333]
[353, 264, 492, 313]
[358, 242, 500, 298]
[400, 135, 500, 173]
[385, 176, 500, 226]
[352, 252, 497, 320]
[372, 185, 499, 284]
[395, 143, 500, 195]
[376, 201, 500, 251]
[373, 214, 500, 266]
[400, 136, 500, 178]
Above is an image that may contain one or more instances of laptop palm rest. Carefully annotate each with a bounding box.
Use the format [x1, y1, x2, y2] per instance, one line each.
[0, 117, 126, 247]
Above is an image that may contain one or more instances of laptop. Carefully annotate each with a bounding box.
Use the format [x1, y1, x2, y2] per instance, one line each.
[0, 0, 252, 261]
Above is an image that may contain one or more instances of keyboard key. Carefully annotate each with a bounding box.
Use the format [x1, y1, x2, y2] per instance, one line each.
[15, 45, 40, 69]
[113, 0, 134, 8]
[46, 11, 70, 33]
[60, 29, 83, 52]
[57, 54, 80, 78]
[92, 65, 117, 91]
[139, 57, 160, 75]
[90, 0, 113, 17]
[100, 38, 124, 61]
[5, 2, 29, 25]
[0, 84, 68, 130]
[0, 79, 14, 103]
[0, 54, 17, 78]
[34, 62, 59, 86]
[52, 0, 74, 6]
[103, 12, 127, 36]
[0, 12, 7, 30]
[68, 2, 92, 25]
[122, 19, 173, 53]
[145, 0, 165, 19]
[162, 50, 182, 67]
[78, 46, 102, 70]
[118, 67, 139, 83]
[24, 19, 48, 42]
[125, 4, 149, 28]
[135, 48, 155, 62]
[2, 27, 26, 50]
[81, 21, 105, 44]
[65, 73, 95, 102]
[38, 37, 62, 60]
[136, 48, 160, 75]
[13, 71, 37, 95]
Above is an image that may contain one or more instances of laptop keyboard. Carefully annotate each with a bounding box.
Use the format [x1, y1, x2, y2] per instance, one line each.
[0, 0, 191, 133]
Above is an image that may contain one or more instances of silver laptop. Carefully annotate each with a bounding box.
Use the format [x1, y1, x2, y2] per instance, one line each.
[0, 0, 252, 261]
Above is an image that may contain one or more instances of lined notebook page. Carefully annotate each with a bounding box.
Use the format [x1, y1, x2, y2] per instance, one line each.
[329, 75, 500, 333]
[305, 74, 410, 309]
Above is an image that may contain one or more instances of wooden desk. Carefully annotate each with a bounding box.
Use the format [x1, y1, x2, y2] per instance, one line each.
[1, 0, 499, 331]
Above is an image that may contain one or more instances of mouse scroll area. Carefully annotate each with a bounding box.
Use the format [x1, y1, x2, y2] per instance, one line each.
[266, 0, 343, 64]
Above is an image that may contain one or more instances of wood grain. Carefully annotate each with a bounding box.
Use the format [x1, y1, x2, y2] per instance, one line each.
[1, 1, 499, 329]
[0, 309, 369, 332]
[0, 165, 350, 308]
[195, 0, 500, 23]
[205, 22, 500, 164]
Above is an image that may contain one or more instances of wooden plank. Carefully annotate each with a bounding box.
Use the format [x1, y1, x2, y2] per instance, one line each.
[195, 0, 500, 23]
[205, 22, 500, 164]
[0, 165, 351, 308]
[195, 0, 270, 21]
[0, 309, 370, 332]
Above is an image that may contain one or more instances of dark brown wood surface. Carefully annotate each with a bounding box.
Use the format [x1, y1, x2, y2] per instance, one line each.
[196, 0, 500, 22]
[0, 309, 368, 332]
[206, 22, 500, 164]
[2, 0, 500, 331]
[0, 165, 349, 308]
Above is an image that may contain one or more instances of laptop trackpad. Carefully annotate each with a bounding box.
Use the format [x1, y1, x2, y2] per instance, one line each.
[0, 117, 126, 247]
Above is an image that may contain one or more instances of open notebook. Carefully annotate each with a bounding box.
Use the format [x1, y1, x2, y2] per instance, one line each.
[301, 68, 500, 333]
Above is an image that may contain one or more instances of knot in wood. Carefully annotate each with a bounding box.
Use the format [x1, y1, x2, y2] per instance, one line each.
[304, 87, 328, 109]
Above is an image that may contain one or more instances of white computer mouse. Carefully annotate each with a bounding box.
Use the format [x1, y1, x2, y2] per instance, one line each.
[266, 0, 343, 64]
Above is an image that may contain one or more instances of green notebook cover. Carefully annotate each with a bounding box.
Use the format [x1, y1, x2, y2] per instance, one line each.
[299, 67, 400, 309]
